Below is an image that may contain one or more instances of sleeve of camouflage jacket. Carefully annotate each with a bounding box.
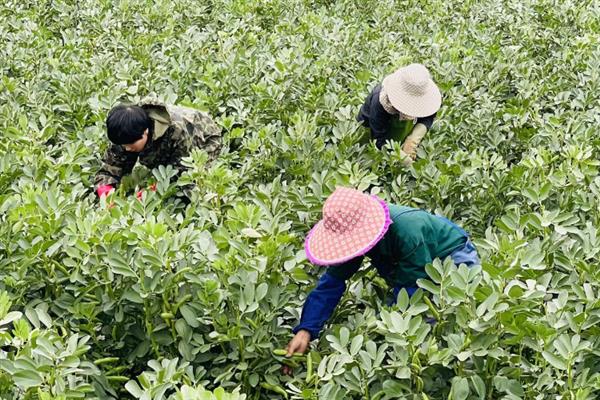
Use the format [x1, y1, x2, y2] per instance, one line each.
[176, 110, 222, 166]
[94, 143, 139, 188]
[165, 110, 222, 185]
[193, 110, 222, 162]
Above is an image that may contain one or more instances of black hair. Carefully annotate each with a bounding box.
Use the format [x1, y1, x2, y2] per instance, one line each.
[106, 104, 151, 145]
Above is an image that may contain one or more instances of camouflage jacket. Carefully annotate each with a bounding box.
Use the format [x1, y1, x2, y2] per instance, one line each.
[95, 96, 222, 189]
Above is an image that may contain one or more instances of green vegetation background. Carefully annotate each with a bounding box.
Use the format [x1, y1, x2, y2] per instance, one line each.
[0, 0, 599, 399]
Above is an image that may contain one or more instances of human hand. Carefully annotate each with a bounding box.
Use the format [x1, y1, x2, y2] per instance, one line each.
[282, 330, 310, 375]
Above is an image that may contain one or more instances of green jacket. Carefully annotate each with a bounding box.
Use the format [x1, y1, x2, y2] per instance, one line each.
[94, 96, 222, 189]
[327, 205, 467, 287]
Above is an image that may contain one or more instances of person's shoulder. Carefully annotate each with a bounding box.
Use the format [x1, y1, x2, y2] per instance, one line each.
[388, 204, 419, 217]
[138, 95, 169, 110]
[366, 84, 382, 104]
[388, 205, 430, 230]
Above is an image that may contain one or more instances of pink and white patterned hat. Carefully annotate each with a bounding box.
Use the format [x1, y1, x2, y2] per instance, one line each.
[305, 187, 392, 266]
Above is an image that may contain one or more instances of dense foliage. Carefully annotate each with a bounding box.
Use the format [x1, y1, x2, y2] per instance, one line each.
[1, 0, 599, 398]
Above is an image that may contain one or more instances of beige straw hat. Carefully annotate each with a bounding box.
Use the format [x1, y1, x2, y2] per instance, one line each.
[381, 64, 442, 118]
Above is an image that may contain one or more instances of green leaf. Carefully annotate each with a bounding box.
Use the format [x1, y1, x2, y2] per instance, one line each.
[339, 327, 350, 348]
[36, 306, 52, 328]
[12, 369, 43, 389]
[417, 279, 440, 295]
[396, 289, 409, 312]
[122, 290, 144, 304]
[0, 311, 22, 326]
[471, 375, 486, 399]
[382, 379, 409, 394]
[425, 263, 442, 283]
[366, 341, 377, 360]
[241, 228, 262, 238]
[108, 254, 137, 278]
[539, 182, 552, 201]
[407, 303, 429, 316]
[350, 335, 363, 356]
[179, 305, 200, 328]
[255, 282, 268, 302]
[125, 380, 144, 398]
[542, 351, 567, 370]
[450, 272, 467, 290]
[450, 377, 469, 400]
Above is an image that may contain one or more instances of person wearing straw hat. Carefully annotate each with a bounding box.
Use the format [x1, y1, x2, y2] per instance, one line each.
[357, 63, 441, 164]
[282, 187, 479, 368]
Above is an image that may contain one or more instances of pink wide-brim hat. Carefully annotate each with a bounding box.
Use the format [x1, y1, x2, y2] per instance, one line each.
[305, 187, 392, 266]
[382, 63, 442, 118]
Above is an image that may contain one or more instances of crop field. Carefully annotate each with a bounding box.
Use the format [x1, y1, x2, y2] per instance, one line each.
[1, 0, 599, 399]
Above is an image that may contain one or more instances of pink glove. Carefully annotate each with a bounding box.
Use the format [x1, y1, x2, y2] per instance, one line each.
[97, 185, 114, 198]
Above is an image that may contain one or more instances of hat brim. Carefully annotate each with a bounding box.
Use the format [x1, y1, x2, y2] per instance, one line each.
[305, 196, 392, 266]
[382, 72, 442, 118]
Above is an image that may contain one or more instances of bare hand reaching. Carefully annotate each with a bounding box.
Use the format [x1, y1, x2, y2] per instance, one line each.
[282, 330, 310, 375]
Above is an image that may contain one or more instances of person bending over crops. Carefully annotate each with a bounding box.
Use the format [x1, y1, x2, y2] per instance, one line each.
[94, 96, 222, 198]
[283, 187, 479, 371]
[358, 63, 441, 164]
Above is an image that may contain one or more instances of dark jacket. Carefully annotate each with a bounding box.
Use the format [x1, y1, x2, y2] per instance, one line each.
[358, 84, 436, 149]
